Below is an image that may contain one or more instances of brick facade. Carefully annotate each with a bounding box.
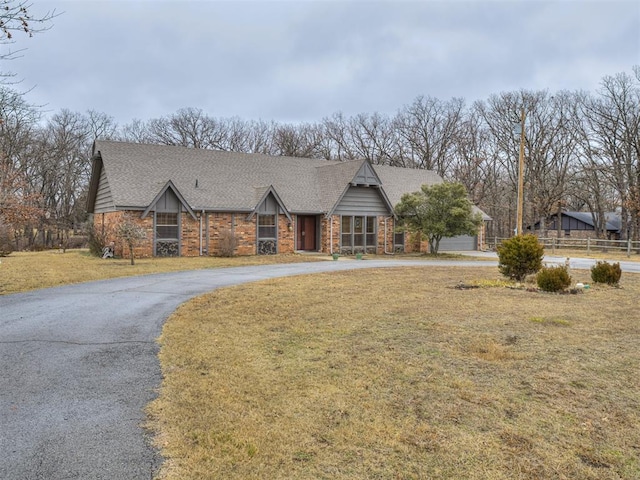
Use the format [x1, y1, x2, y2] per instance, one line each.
[278, 215, 295, 254]
[181, 213, 200, 256]
[403, 231, 430, 254]
[320, 215, 341, 254]
[95, 210, 483, 257]
[95, 211, 154, 258]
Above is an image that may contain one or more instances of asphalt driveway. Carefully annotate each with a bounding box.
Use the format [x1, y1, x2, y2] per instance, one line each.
[1, 259, 490, 480]
[1, 256, 637, 479]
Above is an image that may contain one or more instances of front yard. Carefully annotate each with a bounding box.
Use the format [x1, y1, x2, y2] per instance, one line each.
[148, 266, 640, 479]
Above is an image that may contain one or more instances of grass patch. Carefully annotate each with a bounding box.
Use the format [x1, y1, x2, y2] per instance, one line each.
[545, 249, 640, 262]
[0, 249, 325, 295]
[148, 266, 640, 479]
[529, 316, 572, 326]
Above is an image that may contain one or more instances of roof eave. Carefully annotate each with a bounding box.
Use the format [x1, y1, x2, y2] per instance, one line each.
[86, 152, 103, 214]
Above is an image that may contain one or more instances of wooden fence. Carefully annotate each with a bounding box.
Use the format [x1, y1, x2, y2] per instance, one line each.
[487, 237, 640, 257]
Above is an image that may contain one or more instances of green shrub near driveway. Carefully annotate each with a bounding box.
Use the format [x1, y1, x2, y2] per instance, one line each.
[591, 260, 622, 286]
[537, 265, 572, 292]
[497, 234, 544, 281]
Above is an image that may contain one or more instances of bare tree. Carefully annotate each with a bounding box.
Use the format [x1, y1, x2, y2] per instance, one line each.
[394, 95, 465, 175]
[0, 0, 58, 81]
[271, 122, 325, 158]
[115, 214, 147, 265]
[580, 72, 640, 240]
[473, 90, 578, 237]
[566, 91, 615, 238]
[322, 112, 359, 161]
[0, 86, 41, 247]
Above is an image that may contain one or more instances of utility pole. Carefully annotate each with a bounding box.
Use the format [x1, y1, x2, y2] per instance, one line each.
[516, 106, 525, 236]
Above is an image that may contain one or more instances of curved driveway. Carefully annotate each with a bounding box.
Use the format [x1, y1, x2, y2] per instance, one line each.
[1, 257, 637, 479]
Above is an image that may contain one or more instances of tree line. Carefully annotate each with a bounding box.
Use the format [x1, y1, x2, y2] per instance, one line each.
[0, 67, 639, 251]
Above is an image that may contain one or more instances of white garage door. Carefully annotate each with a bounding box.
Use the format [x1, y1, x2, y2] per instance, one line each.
[439, 235, 477, 251]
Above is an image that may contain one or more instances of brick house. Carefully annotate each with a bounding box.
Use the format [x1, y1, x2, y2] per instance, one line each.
[87, 141, 488, 257]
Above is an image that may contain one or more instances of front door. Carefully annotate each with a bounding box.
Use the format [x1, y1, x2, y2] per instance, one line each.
[296, 216, 317, 251]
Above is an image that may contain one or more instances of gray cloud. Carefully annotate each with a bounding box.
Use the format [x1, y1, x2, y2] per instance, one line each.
[8, 0, 639, 125]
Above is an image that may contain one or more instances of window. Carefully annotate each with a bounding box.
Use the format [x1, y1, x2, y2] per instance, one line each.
[394, 232, 405, 253]
[258, 214, 276, 239]
[156, 213, 178, 239]
[366, 217, 376, 247]
[341, 216, 352, 247]
[340, 215, 377, 253]
[155, 211, 179, 257]
[353, 216, 364, 247]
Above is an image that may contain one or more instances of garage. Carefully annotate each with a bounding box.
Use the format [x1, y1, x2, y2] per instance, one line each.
[439, 235, 478, 251]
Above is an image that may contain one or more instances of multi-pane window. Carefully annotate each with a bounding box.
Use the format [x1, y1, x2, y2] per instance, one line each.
[341, 216, 352, 247]
[366, 217, 376, 246]
[353, 216, 364, 247]
[155, 211, 179, 257]
[258, 214, 276, 239]
[340, 215, 377, 253]
[394, 232, 405, 252]
[156, 213, 179, 239]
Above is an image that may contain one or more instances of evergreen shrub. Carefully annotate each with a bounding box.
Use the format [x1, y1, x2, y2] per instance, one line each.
[536, 265, 571, 292]
[590, 261, 622, 286]
[497, 234, 544, 281]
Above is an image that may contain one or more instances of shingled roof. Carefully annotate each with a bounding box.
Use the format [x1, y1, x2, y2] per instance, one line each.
[87, 140, 480, 218]
[562, 211, 621, 232]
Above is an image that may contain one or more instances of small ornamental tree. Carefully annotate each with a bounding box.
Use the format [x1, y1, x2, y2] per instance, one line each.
[395, 182, 483, 255]
[497, 234, 544, 281]
[115, 214, 147, 265]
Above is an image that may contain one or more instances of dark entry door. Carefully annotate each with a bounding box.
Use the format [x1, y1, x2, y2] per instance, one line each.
[296, 216, 317, 251]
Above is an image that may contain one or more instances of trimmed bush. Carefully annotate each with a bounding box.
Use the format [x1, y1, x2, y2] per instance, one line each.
[536, 265, 571, 292]
[590, 261, 622, 286]
[497, 234, 544, 281]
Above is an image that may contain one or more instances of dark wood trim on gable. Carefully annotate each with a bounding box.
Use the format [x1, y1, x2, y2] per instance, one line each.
[247, 185, 292, 222]
[141, 181, 197, 220]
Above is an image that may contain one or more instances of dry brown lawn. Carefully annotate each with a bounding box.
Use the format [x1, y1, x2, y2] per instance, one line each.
[0, 249, 324, 295]
[148, 266, 640, 480]
[544, 248, 640, 262]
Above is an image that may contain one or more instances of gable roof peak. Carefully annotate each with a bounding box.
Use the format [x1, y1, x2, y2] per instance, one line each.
[141, 180, 197, 220]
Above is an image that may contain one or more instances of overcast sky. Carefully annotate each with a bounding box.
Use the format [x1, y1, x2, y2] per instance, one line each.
[6, 0, 640, 126]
